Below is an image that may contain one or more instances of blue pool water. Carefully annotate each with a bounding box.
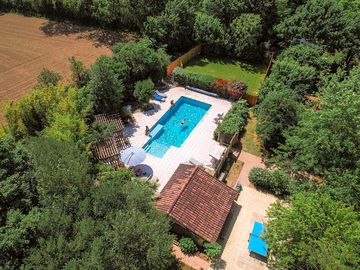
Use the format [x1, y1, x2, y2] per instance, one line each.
[144, 96, 211, 158]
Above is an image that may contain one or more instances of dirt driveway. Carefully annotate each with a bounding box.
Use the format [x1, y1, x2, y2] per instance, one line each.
[0, 13, 136, 124]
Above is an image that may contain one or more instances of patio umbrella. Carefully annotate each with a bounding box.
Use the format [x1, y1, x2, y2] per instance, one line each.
[120, 146, 146, 167]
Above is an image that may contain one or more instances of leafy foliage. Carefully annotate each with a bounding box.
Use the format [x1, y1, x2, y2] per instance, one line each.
[265, 192, 360, 269]
[256, 87, 301, 150]
[275, 0, 359, 67]
[193, 13, 225, 53]
[37, 68, 62, 87]
[5, 85, 90, 139]
[0, 137, 38, 269]
[179, 237, 198, 254]
[203, 242, 222, 258]
[68, 56, 91, 88]
[112, 38, 170, 84]
[249, 168, 292, 197]
[229, 13, 262, 59]
[173, 67, 216, 93]
[215, 101, 248, 136]
[90, 55, 125, 113]
[133, 79, 155, 104]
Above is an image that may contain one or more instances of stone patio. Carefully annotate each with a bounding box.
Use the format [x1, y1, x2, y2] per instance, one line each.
[124, 86, 232, 191]
[216, 152, 278, 270]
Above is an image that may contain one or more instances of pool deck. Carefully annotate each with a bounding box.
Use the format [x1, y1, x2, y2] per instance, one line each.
[124, 86, 232, 191]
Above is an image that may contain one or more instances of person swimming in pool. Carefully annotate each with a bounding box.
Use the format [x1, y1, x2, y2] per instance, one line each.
[180, 119, 186, 125]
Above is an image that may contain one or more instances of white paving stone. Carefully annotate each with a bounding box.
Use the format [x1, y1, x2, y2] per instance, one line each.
[124, 87, 232, 191]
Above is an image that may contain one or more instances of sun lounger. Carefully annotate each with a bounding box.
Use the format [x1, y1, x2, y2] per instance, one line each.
[155, 90, 167, 98]
[152, 92, 166, 102]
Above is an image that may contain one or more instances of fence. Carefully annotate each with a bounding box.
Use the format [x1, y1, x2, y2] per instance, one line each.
[214, 133, 239, 178]
[166, 44, 202, 76]
[243, 51, 275, 106]
[264, 51, 275, 78]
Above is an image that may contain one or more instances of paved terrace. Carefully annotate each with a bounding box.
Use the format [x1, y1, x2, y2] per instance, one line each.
[124, 87, 232, 191]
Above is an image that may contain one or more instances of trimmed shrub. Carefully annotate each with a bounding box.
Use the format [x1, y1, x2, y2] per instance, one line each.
[249, 168, 291, 196]
[214, 101, 248, 138]
[204, 242, 222, 258]
[179, 237, 198, 254]
[133, 79, 155, 104]
[173, 68, 247, 100]
[173, 67, 215, 92]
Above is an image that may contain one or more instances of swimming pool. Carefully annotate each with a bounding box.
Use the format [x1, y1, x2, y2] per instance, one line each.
[143, 96, 211, 158]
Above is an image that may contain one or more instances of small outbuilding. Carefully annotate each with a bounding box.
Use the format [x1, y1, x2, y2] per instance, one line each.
[156, 164, 239, 244]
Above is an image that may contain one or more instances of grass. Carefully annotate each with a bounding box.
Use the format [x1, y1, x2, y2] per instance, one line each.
[240, 111, 262, 156]
[184, 57, 267, 96]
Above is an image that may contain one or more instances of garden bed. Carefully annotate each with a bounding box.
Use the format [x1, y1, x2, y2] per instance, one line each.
[183, 57, 267, 96]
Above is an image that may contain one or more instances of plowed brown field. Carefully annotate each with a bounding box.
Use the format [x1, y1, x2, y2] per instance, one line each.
[0, 13, 136, 124]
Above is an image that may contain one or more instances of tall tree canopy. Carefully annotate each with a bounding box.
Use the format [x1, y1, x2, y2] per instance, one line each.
[275, 0, 360, 66]
[265, 192, 360, 270]
[276, 66, 360, 207]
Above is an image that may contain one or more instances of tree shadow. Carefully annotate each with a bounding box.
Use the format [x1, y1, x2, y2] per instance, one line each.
[186, 56, 266, 75]
[123, 122, 140, 138]
[211, 258, 227, 270]
[249, 251, 268, 263]
[40, 20, 138, 48]
[143, 103, 161, 116]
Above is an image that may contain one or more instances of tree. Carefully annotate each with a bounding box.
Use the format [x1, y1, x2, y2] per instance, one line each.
[69, 56, 91, 88]
[90, 0, 166, 29]
[112, 39, 170, 84]
[228, 13, 262, 59]
[5, 85, 90, 139]
[143, 0, 200, 52]
[275, 66, 360, 208]
[275, 0, 359, 66]
[133, 79, 155, 104]
[256, 87, 301, 150]
[259, 58, 317, 99]
[202, 0, 246, 26]
[90, 55, 125, 113]
[265, 192, 360, 269]
[193, 13, 225, 53]
[37, 68, 62, 87]
[24, 168, 175, 270]
[0, 137, 39, 269]
[26, 137, 92, 203]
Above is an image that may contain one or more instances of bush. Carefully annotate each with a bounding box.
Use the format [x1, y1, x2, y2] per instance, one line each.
[249, 168, 291, 196]
[215, 101, 248, 137]
[173, 68, 247, 100]
[173, 67, 215, 92]
[37, 68, 62, 87]
[133, 79, 155, 104]
[227, 81, 247, 100]
[203, 242, 222, 258]
[179, 237, 198, 254]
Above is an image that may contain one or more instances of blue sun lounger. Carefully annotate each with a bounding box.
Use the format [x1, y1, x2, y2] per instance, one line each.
[248, 222, 268, 257]
[152, 92, 165, 102]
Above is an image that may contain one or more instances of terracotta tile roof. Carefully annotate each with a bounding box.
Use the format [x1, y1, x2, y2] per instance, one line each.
[156, 164, 239, 242]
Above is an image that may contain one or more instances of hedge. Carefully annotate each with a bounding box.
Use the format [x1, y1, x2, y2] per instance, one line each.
[173, 67, 246, 99]
[214, 100, 248, 138]
[249, 168, 291, 196]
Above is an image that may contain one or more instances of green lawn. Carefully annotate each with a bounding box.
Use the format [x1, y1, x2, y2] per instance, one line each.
[183, 57, 267, 96]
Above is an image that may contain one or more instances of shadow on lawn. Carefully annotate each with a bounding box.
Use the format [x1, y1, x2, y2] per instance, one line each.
[186, 57, 265, 74]
[40, 20, 137, 48]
